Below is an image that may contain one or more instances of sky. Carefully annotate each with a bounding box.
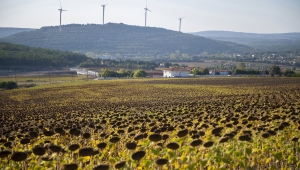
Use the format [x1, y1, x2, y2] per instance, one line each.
[0, 0, 300, 33]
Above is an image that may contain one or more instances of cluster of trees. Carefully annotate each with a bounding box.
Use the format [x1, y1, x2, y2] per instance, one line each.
[233, 63, 260, 75]
[233, 63, 300, 77]
[267, 66, 300, 77]
[283, 70, 300, 77]
[99, 68, 147, 78]
[190, 68, 210, 75]
[0, 81, 18, 90]
[233, 69, 260, 75]
[79, 58, 158, 69]
[0, 42, 87, 67]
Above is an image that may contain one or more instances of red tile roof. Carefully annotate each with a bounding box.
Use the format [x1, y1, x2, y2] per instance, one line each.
[163, 67, 190, 72]
[184, 67, 195, 71]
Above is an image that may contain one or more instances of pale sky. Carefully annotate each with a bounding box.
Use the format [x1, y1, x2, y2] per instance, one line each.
[0, 0, 299, 33]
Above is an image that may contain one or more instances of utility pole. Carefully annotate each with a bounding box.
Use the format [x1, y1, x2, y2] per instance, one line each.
[48, 71, 51, 84]
[14, 68, 17, 83]
[86, 69, 88, 81]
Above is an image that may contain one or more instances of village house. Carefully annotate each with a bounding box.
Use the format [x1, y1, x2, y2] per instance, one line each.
[163, 67, 190, 77]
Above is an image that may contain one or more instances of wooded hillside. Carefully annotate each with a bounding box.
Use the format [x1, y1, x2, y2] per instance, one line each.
[0, 24, 252, 57]
[0, 42, 87, 67]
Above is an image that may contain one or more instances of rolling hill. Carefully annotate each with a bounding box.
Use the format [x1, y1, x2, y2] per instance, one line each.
[191, 31, 300, 51]
[0, 24, 252, 57]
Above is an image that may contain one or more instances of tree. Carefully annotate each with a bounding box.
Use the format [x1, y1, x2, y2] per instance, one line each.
[237, 62, 246, 70]
[1, 81, 18, 90]
[284, 70, 295, 76]
[169, 53, 177, 60]
[164, 62, 172, 68]
[86, 52, 96, 58]
[190, 68, 200, 75]
[118, 69, 131, 77]
[100, 68, 111, 78]
[263, 70, 269, 75]
[0, 82, 7, 89]
[202, 68, 209, 75]
[181, 54, 190, 60]
[269, 65, 281, 75]
[133, 69, 147, 78]
[6, 81, 18, 89]
[115, 53, 122, 59]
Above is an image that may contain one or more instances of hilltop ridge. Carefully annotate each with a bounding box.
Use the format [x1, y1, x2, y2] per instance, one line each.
[0, 27, 35, 38]
[0, 23, 252, 58]
[191, 31, 300, 51]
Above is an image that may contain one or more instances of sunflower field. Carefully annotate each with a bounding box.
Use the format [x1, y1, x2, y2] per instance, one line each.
[0, 77, 300, 170]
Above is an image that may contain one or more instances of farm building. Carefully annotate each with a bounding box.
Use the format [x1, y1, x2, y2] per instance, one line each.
[210, 70, 229, 76]
[163, 67, 190, 77]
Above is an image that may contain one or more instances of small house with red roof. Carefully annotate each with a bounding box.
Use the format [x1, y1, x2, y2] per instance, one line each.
[163, 67, 190, 77]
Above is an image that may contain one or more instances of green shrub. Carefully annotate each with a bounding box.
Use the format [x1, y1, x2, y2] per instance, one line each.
[1, 81, 18, 90]
[0, 81, 7, 89]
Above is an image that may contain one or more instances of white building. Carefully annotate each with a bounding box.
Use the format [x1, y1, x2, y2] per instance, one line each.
[210, 70, 229, 76]
[163, 67, 190, 77]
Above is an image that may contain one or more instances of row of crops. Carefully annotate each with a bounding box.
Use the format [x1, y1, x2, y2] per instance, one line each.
[1, 77, 300, 170]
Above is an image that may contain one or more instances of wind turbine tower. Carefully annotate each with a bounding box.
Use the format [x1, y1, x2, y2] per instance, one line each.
[144, 1, 151, 27]
[178, 16, 185, 32]
[101, 4, 108, 25]
[58, 1, 67, 31]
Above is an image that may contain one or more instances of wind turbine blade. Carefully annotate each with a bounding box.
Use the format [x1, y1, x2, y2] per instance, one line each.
[182, 16, 186, 19]
[59, 0, 62, 8]
[147, 9, 151, 12]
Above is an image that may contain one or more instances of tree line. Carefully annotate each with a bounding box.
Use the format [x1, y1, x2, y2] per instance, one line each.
[99, 68, 147, 78]
[234, 63, 300, 76]
[79, 58, 158, 70]
[190, 68, 210, 75]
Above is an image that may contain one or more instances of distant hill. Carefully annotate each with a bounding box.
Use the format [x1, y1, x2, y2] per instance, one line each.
[0, 42, 87, 67]
[191, 31, 300, 51]
[0, 27, 35, 38]
[0, 24, 252, 57]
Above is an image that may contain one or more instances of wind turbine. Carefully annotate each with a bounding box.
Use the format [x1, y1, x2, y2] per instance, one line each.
[58, 0, 67, 31]
[144, 1, 151, 27]
[101, 3, 108, 25]
[178, 16, 185, 32]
